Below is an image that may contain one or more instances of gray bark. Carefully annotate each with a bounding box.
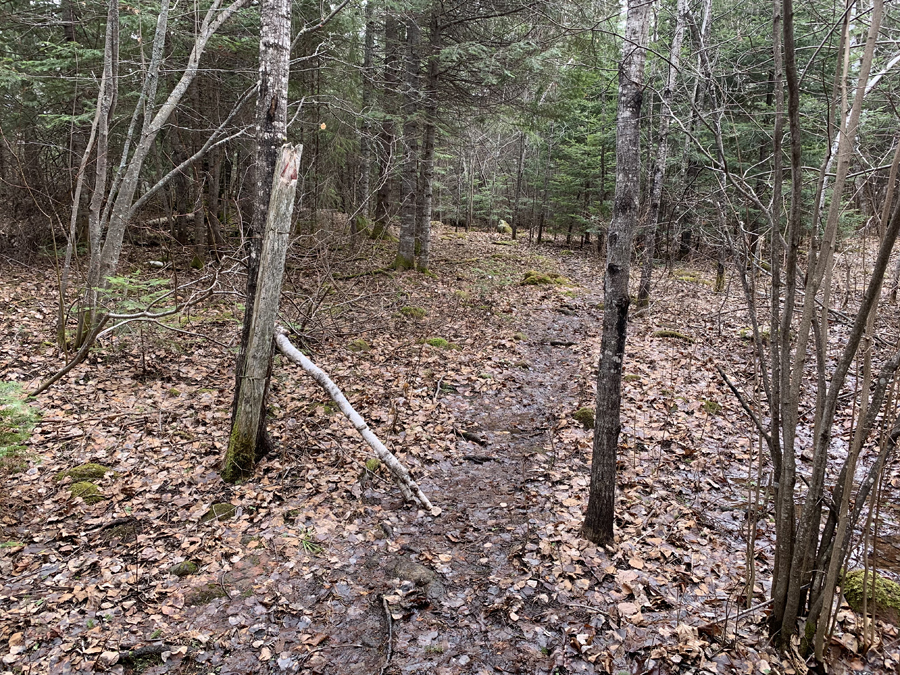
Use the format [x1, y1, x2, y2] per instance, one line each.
[395, 19, 420, 270]
[358, 1, 375, 217]
[79, 0, 249, 342]
[225, 0, 292, 481]
[415, 5, 440, 272]
[223, 145, 301, 482]
[582, 0, 652, 547]
[275, 328, 434, 511]
[637, 0, 685, 304]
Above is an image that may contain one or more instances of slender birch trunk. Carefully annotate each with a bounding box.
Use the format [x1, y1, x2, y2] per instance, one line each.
[275, 328, 433, 511]
[637, 0, 685, 305]
[582, 0, 652, 547]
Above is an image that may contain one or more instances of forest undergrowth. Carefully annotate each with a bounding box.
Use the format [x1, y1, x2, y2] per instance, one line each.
[1, 225, 899, 674]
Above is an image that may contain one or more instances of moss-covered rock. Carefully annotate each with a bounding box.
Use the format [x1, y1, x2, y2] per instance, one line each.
[652, 329, 695, 343]
[843, 570, 900, 625]
[56, 463, 112, 483]
[573, 408, 595, 430]
[623, 374, 641, 383]
[425, 337, 449, 348]
[738, 326, 770, 342]
[170, 561, 200, 577]
[400, 306, 427, 319]
[512, 332, 528, 341]
[186, 583, 227, 606]
[348, 338, 371, 352]
[497, 219, 513, 235]
[702, 399, 722, 415]
[522, 270, 571, 286]
[200, 503, 237, 523]
[69, 481, 104, 505]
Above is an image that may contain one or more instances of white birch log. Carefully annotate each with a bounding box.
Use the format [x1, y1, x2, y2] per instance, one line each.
[274, 328, 435, 513]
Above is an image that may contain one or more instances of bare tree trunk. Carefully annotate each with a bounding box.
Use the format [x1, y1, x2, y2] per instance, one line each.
[76, 0, 118, 347]
[224, 145, 301, 482]
[224, 0, 291, 482]
[511, 132, 526, 240]
[358, 1, 374, 217]
[372, 13, 400, 239]
[77, 0, 248, 347]
[582, 0, 652, 547]
[771, 0, 885, 645]
[416, 118, 435, 270]
[394, 18, 420, 270]
[637, 0, 685, 306]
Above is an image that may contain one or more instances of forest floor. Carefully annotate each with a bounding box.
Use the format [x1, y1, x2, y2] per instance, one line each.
[1, 225, 899, 675]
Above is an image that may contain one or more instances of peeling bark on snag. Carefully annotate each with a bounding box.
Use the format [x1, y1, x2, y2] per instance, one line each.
[275, 328, 435, 512]
[222, 144, 301, 483]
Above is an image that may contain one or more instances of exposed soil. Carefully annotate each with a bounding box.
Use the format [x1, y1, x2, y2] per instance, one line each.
[2, 227, 899, 674]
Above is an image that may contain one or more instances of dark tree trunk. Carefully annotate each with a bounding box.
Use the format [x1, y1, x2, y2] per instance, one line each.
[358, 1, 374, 217]
[582, 0, 651, 547]
[415, 6, 439, 271]
[373, 14, 400, 239]
[394, 18, 420, 269]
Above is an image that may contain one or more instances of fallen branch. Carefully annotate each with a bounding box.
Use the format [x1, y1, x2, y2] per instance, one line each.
[379, 595, 394, 675]
[275, 327, 435, 512]
[118, 643, 190, 663]
[332, 267, 393, 281]
[715, 364, 772, 448]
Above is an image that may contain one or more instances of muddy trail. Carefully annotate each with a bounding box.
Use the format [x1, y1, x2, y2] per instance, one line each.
[3, 229, 898, 674]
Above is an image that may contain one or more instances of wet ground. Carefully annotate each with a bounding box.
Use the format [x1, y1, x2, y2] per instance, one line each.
[4, 231, 900, 674]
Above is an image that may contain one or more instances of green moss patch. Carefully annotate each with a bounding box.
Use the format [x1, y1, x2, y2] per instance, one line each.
[652, 329, 695, 343]
[842, 570, 900, 625]
[738, 326, 770, 342]
[201, 503, 237, 523]
[186, 583, 227, 606]
[623, 374, 641, 383]
[512, 332, 528, 341]
[425, 337, 449, 349]
[400, 306, 427, 319]
[56, 463, 112, 483]
[522, 270, 570, 286]
[69, 481, 104, 505]
[348, 338, 371, 352]
[673, 270, 710, 286]
[702, 399, 722, 415]
[573, 408, 595, 430]
[170, 561, 199, 577]
[0, 382, 39, 467]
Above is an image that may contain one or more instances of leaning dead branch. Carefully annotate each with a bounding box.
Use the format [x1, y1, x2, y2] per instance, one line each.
[275, 327, 435, 512]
